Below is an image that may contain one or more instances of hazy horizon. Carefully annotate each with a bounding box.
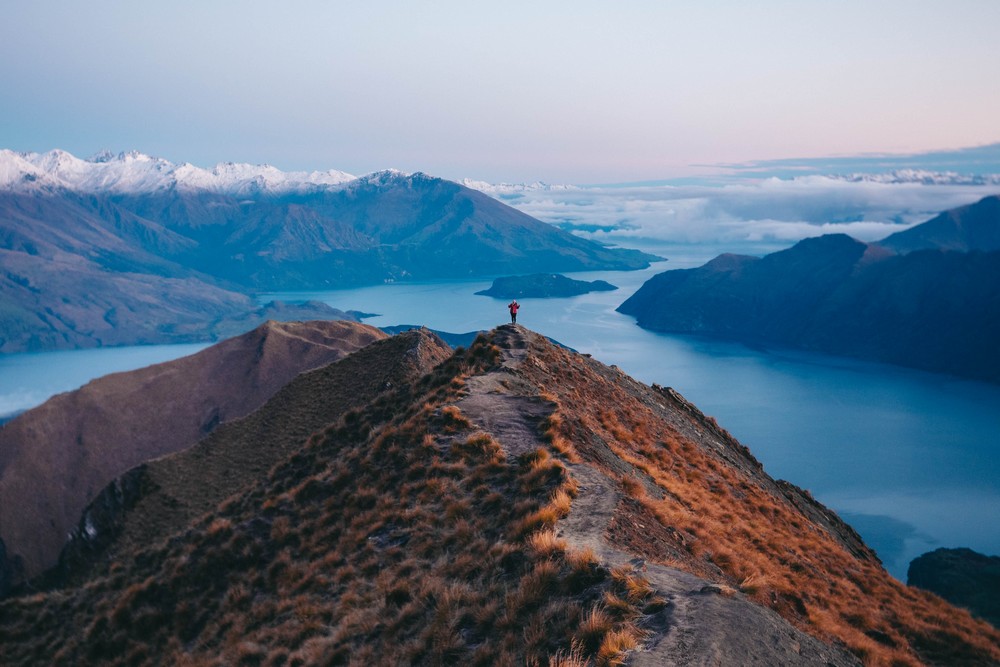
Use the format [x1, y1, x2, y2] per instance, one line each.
[3, 2, 999, 184]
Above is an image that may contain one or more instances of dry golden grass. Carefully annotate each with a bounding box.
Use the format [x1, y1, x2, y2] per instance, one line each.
[8, 329, 995, 666]
[596, 628, 642, 666]
[0, 335, 655, 667]
[529, 529, 569, 557]
[517, 336, 1000, 667]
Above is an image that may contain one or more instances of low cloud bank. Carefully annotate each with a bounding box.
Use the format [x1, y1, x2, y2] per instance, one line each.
[475, 176, 1000, 257]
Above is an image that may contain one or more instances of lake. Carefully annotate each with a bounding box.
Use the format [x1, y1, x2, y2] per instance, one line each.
[2, 256, 998, 579]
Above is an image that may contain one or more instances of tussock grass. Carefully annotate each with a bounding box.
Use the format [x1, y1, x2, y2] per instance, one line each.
[0, 336, 654, 667]
[515, 336, 1000, 666]
[529, 529, 568, 557]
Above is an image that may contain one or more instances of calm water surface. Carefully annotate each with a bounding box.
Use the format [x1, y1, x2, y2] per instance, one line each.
[0, 343, 209, 420]
[259, 264, 1000, 578]
[2, 258, 997, 578]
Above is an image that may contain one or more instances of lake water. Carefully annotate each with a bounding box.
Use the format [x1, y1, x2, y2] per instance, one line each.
[0, 343, 209, 422]
[2, 255, 998, 579]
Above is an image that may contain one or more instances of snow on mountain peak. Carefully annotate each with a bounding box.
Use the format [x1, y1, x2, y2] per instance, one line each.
[347, 169, 417, 189]
[461, 178, 578, 194]
[89, 149, 116, 163]
[0, 149, 358, 195]
[831, 169, 1000, 186]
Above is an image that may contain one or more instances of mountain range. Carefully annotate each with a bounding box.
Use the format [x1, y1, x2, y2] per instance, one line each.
[0, 149, 657, 353]
[0, 149, 357, 196]
[618, 194, 1000, 382]
[1, 323, 998, 664]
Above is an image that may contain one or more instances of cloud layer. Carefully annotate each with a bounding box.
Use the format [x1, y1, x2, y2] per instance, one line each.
[480, 177, 1000, 262]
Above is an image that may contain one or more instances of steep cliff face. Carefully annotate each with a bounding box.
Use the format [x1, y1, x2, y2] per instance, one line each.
[1, 327, 997, 666]
[0, 320, 386, 585]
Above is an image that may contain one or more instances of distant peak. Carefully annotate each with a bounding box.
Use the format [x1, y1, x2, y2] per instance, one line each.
[119, 150, 156, 162]
[352, 169, 423, 188]
[89, 149, 116, 163]
[362, 168, 408, 179]
[0, 148, 357, 195]
[461, 178, 578, 194]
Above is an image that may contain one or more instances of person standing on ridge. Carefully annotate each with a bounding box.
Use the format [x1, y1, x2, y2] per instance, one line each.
[508, 300, 520, 324]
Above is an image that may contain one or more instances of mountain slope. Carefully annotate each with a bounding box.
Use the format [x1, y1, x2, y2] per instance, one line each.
[618, 220, 1000, 382]
[0, 320, 386, 588]
[908, 548, 1000, 628]
[1, 149, 657, 351]
[49, 328, 453, 590]
[1, 326, 996, 665]
[0, 152, 657, 283]
[879, 194, 1000, 254]
[103, 170, 657, 288]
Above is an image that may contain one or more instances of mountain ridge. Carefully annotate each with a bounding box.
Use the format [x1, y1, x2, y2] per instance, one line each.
[45, 327, 453, 593]
[879, 194, 1000, 254]
[0, 319, 386, 588]
[0, 149, 357, 196]
[1, 324, 997, 664]
[618, 195, 1000, 382]
[1, 149, 658, 353]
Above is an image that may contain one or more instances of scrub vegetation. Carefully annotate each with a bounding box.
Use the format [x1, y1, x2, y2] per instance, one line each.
[0, 336, 655, 666]
[2, 327, 998, 666]
[522, 333, 1000, 666]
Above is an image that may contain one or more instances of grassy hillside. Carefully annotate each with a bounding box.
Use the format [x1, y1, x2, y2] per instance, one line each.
[49, 328, 453, 589]
[2, 326, 997, 665]
[0, 320, 385, 588]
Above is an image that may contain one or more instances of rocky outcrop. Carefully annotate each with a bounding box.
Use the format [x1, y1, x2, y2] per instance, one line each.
[41, 466, 151, 592]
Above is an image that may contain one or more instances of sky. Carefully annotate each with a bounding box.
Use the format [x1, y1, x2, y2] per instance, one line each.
[2, 1, 1000, 184]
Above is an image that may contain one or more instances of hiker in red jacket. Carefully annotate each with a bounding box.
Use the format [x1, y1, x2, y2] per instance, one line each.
[508, 300, 519, 324]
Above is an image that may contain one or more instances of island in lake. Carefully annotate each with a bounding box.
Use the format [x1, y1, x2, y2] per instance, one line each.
[476, 273, 618, 298]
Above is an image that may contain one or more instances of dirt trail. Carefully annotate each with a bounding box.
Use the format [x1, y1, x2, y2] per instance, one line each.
[558, 466, 858, 665]
[454, 325, 858, 666]
[457, 325, 548, 460]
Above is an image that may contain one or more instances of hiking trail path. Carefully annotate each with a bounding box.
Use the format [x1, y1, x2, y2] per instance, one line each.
[455, 325, 858, 667]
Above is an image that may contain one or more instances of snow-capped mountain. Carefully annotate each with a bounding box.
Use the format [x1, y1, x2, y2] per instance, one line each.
[832, 169, 1000, 186]
[0, 149, 357, 195]
[460, 178, 578, 194]
[1, 154, 657, 353]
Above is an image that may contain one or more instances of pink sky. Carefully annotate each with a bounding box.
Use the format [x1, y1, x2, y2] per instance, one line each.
[2, 1, 999, 183]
